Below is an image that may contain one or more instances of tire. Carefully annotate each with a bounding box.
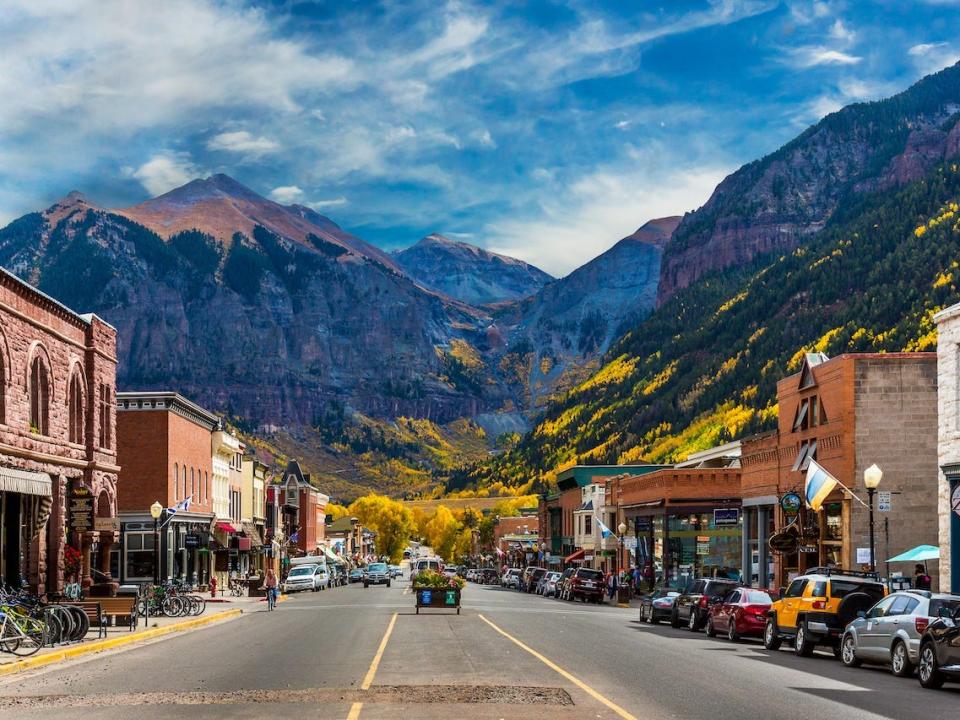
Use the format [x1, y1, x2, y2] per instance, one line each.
[688, 609, 699, 632]
[387, 581, 391, 588]
[364, 582, 369, 588]
[727, 620, 739, 642]
[841, 634, 861, 667]
[670, 610, 681, 629]
[794, 621, 815, 657]
[918, 643, 945, 689]
[763, 618, 782, 650]
[891, 640, 914, 677]
[648, 608, 659, 625]
[705, 617, 716, 637]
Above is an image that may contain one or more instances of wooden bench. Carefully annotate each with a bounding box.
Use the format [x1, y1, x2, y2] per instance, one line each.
[73, 601, 105, 639]
[98, 596, 139, 632]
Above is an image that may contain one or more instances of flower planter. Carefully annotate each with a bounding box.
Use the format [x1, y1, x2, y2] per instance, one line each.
[414, 586, 461, 614]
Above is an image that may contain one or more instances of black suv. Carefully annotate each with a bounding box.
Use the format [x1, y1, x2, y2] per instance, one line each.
[918, 603, 960, 689]
[671, 577, 740, 631]
[526, 567, 547, 593]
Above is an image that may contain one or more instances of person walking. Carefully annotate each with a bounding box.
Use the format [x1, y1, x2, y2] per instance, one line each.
[914, 563, 932, 590]
[265, 568, 279, 610]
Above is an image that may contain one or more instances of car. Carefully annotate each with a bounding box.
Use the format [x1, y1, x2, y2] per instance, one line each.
[567, 568, 605, 603]
[310, 565, 330, 591]
[841, 591, 960, 677]
[283, 564, 320, 593]
[639, 587, 680, 624]
[411, 557, 442, 583]
[364, 562, 391, 588]
[348, 568, 365, 583]
[480, 568, 501, 585]
[388, 564, 402, 578]
[538, 571, 562, 597]
[764, 567, 886, 657]
[671, 577, 740, 631]
[706, 588, 774, 641]
[918, 603, 960, 689]
[501, 568, 522, 589]
[525, 567, 547, 593]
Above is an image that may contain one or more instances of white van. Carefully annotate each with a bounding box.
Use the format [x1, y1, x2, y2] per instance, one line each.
[410, 557, 442, 582]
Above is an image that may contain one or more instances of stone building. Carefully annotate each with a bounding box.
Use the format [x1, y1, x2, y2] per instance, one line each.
[935, 303, 960, 593]
[0, 268, 118, 595]
[116, 391, 217, 585]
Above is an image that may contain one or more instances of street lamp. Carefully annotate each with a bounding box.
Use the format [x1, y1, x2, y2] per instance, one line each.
[863, 464, 883, 573]
[150, 501, 164, 585]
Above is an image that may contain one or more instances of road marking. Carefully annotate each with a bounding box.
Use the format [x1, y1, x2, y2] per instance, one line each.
[478, 614, 637, 720]
[402, 587, 410, 595]
[361, 612, 398, 690]
[346, 702, 363, 719]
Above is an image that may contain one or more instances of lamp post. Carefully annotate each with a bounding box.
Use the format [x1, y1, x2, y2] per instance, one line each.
[150, 501, 164, 585]
[539, 542, 546, 568]
[863, 464, 883, 573]
[617, 522, 627, 603]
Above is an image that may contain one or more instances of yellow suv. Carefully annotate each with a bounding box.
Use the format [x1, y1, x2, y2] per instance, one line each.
[764, 567, 887, 657]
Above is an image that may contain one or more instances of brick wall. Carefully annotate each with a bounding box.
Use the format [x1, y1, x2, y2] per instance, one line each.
[936, 305, 960, 590]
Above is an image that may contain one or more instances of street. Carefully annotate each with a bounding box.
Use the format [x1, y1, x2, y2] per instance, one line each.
[0, 574, 957, 719]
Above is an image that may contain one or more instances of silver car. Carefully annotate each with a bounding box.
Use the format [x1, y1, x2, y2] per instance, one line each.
[841, 590, 960, 676]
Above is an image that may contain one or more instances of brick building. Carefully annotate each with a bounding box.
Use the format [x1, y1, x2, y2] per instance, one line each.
[0, 268, 118, 595]
[273, 460, 328, 562]
[116, 391, 218, 585]
[935, 303, 960, 592]
[741, 352, 939, 589]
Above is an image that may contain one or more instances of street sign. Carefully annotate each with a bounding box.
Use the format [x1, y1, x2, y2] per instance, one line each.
[622, 537, 637, 550]
[877, 491, 892, 512]
[94, 517, 120, 531]
[713, 508, 740, 527]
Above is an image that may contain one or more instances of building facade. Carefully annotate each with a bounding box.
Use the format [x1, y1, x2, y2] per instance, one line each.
[116, 391, 218, 586]
[240, 455, 269, 576]
[0, 269, 118, 595]
[935, 303, 960, 593]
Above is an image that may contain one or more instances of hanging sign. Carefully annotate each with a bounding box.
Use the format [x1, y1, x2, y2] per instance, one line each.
[714, 508, 740, 527]
[780, 492, 802, 519]
[768, 530, 799, 554]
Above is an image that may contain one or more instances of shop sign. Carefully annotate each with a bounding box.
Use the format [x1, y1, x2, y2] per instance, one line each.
[696, 541, 710, 555]
[93, 517, 119, 532]
[877, 491, 892, 512]
[184, 533, 203, 550]
[768, 530, 799, 554]
[797, 544, 818, 554]
[953, 484, 960, 519]
[584, 554, 594, 561]
[68, 485, 94, 533]
[780, 492, 802, 519]
[633, 517, 652, 532]
[713, 508, 740, 527]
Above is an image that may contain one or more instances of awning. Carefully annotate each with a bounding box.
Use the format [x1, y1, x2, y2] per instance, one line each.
[321, 546, 340, 563]
[563, 549, 585, 563]
[0, 468, 52, 496]
[240, 521, 263, 546]
[215, 521, 238, 533]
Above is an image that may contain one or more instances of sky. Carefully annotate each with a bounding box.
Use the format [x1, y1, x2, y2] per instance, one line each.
[2, 1, 960, 277]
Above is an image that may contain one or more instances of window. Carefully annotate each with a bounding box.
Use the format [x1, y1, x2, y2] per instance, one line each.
[124, 530, 156, 581]
[29, 355, 49, 434]
[785, 579, 806, 598]
[68, 372, 84, 444]
[173, 463, 179, 499]
[191, 468, 195, 498]
[98, 383, 112, 448]
[887, 595, 913, 616]
[181, 466, 187, 500]
[726, 590, 741, 603]
[868, 596, 896, 618]
[585, 516, 592, 535]
[793, 399, 809, 431]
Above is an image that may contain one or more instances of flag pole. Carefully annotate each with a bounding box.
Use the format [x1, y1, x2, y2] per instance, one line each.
[828, 477, 870, 509]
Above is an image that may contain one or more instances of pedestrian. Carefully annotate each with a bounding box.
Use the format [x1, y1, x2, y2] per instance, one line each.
[606, 571, 616, 602]
[914, 563, 932, 590]
[265, 568, 279, 611]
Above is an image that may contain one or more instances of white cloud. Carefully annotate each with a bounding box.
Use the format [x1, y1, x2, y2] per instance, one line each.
[486, 153, 728, 277]
[268, 185, 304, 203]
[828, 20, 854, 43]
[907, 41, 959, 76]
[909, 42, 947, 56]
[130, 153, 201, 196]
[308, 197, 348, 209]
[615, 120, 632, 130]
[790, 46, 862, 68]
[469, 129, 496, 148]
[207, 131, 279, 154]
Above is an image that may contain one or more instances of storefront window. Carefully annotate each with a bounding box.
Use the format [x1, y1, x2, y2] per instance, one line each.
[124, 531, 155, 580]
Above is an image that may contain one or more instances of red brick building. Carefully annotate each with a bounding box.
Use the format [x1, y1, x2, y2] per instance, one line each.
[274, 460, 328, 560]
[0, 268, 118, 595]
[116, 391, 218, 585]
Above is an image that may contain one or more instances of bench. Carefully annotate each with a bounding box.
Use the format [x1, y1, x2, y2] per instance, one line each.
[98, 596, 139, 632]
[73, 601, 105, 639]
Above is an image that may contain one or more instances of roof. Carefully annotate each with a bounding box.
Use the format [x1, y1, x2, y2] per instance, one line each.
[117, 391, 220, 430]
[556, 464, 668, 491]
[325, 516, 357, 533]
[0, 266, 115, 331]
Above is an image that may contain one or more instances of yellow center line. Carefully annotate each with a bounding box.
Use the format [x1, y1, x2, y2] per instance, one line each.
[361, 611, 398, 690]
[346, 702, 363, 720]
[478, 613, 638, 720]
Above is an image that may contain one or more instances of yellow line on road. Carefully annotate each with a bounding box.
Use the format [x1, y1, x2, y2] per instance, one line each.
[361, 612, 398, 690]
[346, 702, 363, 719]
[478, 614, 637, 720]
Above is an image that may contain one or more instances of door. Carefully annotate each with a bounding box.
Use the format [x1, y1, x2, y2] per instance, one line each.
[874, 595, 916, 661]
[858, 595, 897, 659]
[778, 579, 807, 631]
[679, 581, 704, 620]
[719, 590, 740, 632]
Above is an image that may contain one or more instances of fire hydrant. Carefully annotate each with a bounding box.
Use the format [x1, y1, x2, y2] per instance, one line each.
[209, 577, 217, 598]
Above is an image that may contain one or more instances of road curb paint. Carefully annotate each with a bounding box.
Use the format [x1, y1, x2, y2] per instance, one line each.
[478, 613, 638, 720]
[0, 608, 244, 677]
[361, 612, 397, 690]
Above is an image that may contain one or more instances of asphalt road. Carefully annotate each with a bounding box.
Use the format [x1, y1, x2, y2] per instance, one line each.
[0, 574, 957, 719]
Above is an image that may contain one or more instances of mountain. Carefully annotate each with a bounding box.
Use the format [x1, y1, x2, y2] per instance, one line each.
[453, 62, 960, 492]
[392, 233, 552, 305]
[657, 61, 960, 305]
[493, 216, 680, 409]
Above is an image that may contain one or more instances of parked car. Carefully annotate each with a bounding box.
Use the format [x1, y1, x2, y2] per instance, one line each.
[283, 564, 320, 593]
[918, 603, 960, 689]
[349, 568, 365, 583]
[501, 568, 522, 589]
[555, 568, 575, 600]
[765, 567, 886, 656]
[525, 567, 547, 593]
[388, 564, 402, 578]
[411, 557, 442, 583]
[538, 571, 562, 597]
[480, 568, 501, 585]
[842, 591, 960, 677]
[639, 587, 680, 624]
[567, 568, 604, 603]
[706, 588, 774, 641]
[671, 577, 740, 631]
[364, 562, 391, 588]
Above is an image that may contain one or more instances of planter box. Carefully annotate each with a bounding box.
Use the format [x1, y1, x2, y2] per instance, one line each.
[414, 587, 461, 614]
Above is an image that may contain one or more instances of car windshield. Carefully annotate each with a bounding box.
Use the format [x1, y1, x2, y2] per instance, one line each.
[830, 580, 886, 601]
[578, 570, 603, 580]
[289, 567, 314, 577]
[368, 563, 387, 572]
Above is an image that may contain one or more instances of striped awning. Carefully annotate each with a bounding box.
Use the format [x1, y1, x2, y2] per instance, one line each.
[0, 468, 52, 497]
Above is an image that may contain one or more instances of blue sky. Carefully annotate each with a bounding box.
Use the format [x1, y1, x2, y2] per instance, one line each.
[1, 1, 960, 276]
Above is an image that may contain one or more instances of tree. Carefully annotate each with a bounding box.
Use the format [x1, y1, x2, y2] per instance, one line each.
[347, 494, 415, 562]
[423, 505, 462, 561]
[326, 503, 351, 522]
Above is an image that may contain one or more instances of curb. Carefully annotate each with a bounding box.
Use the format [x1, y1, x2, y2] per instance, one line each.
[0, 607, 244, 677]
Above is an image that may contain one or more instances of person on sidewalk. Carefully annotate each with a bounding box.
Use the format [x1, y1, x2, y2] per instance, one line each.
[914, 563, 932, 590]
[265, 568, 279, 610]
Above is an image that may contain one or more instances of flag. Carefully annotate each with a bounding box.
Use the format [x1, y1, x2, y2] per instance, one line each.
[597, 519, 615, 539]
[289, 531, 299, 544]
[804, 460, 838, 512]
[167, 495, 192, 515]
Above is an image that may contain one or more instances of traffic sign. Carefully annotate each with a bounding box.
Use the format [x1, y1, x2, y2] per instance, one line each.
[878, 491, 892, 512]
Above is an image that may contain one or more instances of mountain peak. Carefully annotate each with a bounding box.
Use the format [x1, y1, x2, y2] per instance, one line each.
[44, 190, 98, 225]
[150, 173, 263, 206]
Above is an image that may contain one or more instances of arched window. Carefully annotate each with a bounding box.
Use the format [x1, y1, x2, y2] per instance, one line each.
[68, 372, 84, 444]
[181, 466, 187, 500]
[205, 471, 209, 503]
[173, 463, 179, 500]
[98, 383, 112, 448]
[191, 468, 195, 499]
[29, 355, 49, 435]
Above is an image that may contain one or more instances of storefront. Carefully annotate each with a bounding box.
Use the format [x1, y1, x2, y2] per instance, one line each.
[0, 470, 53, 589]
[118, 512, 213, 586]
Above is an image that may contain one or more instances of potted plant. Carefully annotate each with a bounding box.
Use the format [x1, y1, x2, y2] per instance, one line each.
[412, 569, 464, 614]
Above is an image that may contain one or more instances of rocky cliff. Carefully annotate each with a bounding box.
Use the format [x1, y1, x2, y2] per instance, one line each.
[393, 233, 552, 305]
[657, 61, 960, 305]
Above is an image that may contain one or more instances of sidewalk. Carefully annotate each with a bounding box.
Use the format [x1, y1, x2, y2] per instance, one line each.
[0, 593, 281, 676]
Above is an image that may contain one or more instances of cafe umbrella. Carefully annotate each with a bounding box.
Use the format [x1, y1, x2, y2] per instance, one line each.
[886, 545, 940, 562]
